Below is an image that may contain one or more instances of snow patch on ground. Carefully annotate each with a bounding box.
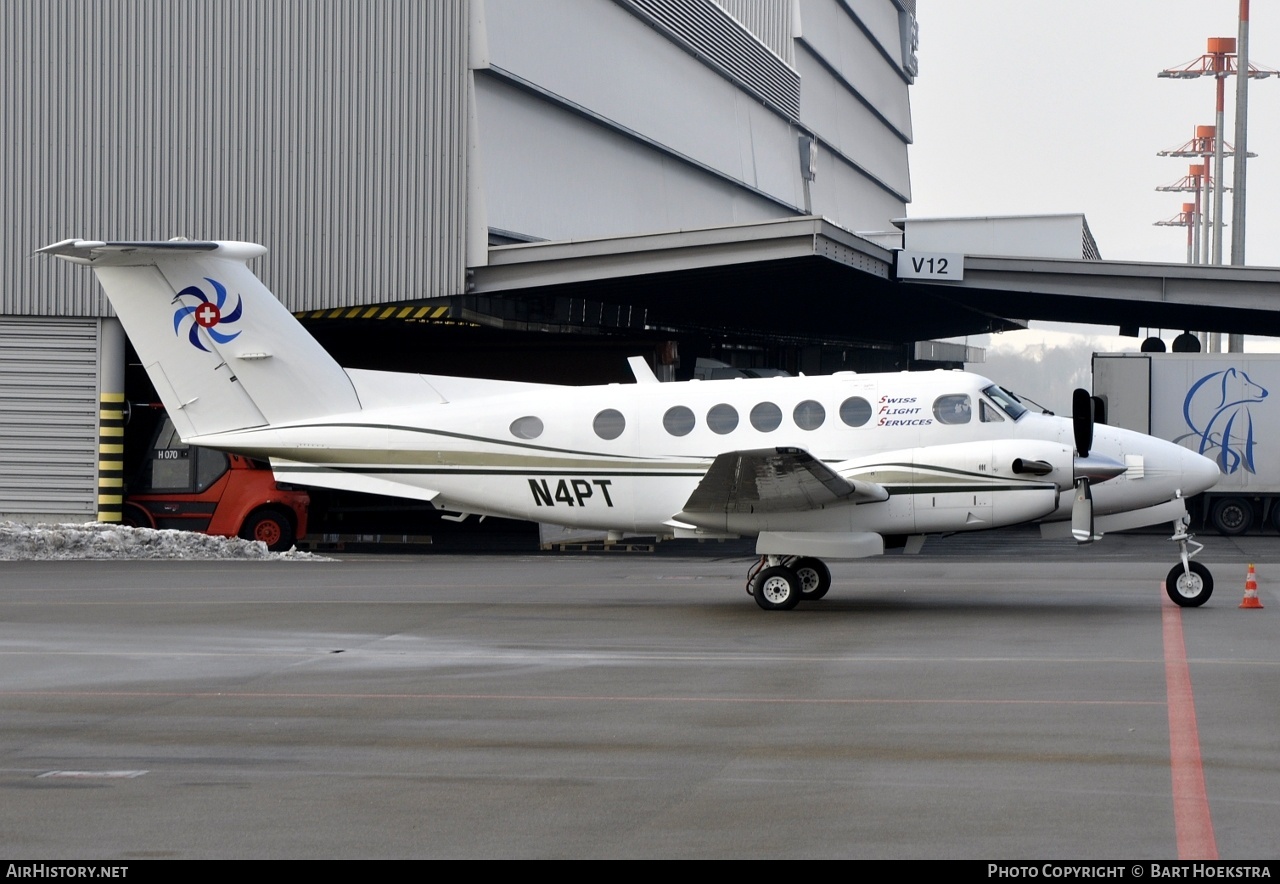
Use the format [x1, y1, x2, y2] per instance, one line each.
[0, 521, 333, 561]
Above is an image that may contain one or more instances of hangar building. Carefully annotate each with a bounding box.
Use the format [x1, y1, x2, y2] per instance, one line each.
[7, 0, 1280, 528]
[2, 0, 927, 522]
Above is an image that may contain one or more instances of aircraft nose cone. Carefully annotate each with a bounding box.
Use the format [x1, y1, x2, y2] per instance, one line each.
[1180, 446, 1221, 496]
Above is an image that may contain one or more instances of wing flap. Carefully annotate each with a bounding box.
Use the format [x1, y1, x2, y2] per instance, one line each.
[681, 447, 887, 515]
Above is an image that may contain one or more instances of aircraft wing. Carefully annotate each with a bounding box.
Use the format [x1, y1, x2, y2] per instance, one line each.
[681, 447, 888, 515]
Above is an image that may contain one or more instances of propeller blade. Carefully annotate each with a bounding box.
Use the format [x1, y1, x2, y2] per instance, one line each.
[1071, 478, 1094, 543]
[1072, 388, 1093, 458]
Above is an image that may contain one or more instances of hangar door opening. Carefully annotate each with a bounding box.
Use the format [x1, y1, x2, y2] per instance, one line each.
[0, 317, 100, 521]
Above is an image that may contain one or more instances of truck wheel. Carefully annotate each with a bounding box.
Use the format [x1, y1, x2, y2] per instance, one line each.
[1210, 497, 1252, 536]
[240, 508, 295, 552]
[1270, 503, 1280, 534]
[122, 503, 154, 529]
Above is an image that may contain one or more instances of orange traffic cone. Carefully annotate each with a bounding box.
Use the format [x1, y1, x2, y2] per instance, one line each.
[1240, 564, 1264, 609]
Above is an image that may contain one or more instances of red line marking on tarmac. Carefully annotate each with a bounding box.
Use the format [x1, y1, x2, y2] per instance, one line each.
[1162, 586, 1218, 860]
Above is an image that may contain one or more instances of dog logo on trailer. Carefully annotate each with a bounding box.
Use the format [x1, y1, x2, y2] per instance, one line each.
[1178, 367, 1268, 475]
[172, 278, 243, 352]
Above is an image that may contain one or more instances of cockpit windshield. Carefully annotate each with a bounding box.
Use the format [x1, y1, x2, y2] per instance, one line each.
[981, 384, 1027, 421]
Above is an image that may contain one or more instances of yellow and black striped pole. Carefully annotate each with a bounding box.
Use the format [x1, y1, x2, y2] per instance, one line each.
[96, 319, 126, 523]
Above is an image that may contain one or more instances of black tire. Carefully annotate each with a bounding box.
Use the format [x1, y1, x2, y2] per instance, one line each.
[1166, 561, 1213, 607]
[753, 566, 802, 611]
[1210, 497, 1252, 536]
[1269, 502, 1280, 534]
[122, 502, 153, 529]
[792, 557, 831, 600]
[240, 508, 296, 552]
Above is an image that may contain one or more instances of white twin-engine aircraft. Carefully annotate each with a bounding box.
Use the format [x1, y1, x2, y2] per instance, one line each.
[40, 239, 1223, 610]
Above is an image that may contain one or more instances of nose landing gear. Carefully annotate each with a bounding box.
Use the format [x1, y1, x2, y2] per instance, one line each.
[1167, 512, 1213, 607]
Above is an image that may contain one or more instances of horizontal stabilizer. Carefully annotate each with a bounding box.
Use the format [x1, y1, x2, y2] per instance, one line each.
[682, 447, 888, 515]
[39, 238, 360, 439]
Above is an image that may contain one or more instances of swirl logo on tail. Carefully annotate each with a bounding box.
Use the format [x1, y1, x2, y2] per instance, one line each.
[172, 278, 243, 352]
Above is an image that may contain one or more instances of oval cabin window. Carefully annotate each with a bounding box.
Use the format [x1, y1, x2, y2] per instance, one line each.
[839, 397, 872, 427]
[933, 394, 972, 425]
[593, 408, 626, 440]
[706, 404, 739, 435]
[793, 400, 826, 431]
[509, 415, 544, 440]
[663, 405, 696, 437]
[750, 402, 782, 432]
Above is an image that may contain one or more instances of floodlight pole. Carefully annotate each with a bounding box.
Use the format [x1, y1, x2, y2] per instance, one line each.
[1229, 0, 1251, 352]
[1211, 41, 1228, 265]
[1231, 0, 1250, 266]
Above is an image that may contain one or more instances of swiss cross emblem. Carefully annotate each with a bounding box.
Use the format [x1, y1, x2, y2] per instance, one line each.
[195, 302, 222, 328]
[172, 278, 243, 352]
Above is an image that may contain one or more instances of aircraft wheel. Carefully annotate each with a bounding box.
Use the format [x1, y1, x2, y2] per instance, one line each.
[753, 566, 802, 611]
[241, 507, 296, 552]
[1210, 497, 1252, 536]
[792, 557, 831, 600]
[1165, 561, 1213, 607]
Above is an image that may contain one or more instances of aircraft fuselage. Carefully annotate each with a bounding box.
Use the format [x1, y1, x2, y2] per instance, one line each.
[190, 368, 1218, 540]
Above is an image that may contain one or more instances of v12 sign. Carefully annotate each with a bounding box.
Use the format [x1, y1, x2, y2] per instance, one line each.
[896, 250, 964, 281]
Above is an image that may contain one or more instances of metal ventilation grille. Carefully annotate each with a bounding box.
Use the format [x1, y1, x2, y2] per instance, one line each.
[712, 0, 793, 64]
[1082, 222, 1103, 260]
[628, 0, 801, 118]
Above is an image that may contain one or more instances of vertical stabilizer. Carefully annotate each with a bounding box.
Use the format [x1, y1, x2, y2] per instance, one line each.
[39, 239, 360, 438]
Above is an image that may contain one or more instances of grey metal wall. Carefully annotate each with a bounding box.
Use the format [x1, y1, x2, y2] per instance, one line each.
[3, 0, 469, 316]
[474, 0, 914, 243]
[5, 0, 914, 313]
[0, 317, 99, 520]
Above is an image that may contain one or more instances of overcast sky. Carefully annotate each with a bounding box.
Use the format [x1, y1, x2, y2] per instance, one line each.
[906, 1, 1280, 409]
[909, 0, 1280, 265]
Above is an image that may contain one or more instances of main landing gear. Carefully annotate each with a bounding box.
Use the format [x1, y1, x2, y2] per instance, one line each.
[747, 555, 832, 611]
[1166, 514, 1213, 607]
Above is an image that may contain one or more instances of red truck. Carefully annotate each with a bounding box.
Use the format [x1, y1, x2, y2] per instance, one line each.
[123, 414, 309, 551]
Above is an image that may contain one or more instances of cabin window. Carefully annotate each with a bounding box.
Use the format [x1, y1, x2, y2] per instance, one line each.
[706, 403, 739, 435]
[750, 401, 782, 432]
[593, 408, 626, 440]
[663, 405, 696, 436]
[510, 415, 544, 439]
[839, 397, 872, 427]
[793, 400, 825, 430]
[933, 394, 972, 425]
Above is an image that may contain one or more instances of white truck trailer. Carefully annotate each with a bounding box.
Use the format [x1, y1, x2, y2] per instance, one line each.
[1093, 352, 1280, 535]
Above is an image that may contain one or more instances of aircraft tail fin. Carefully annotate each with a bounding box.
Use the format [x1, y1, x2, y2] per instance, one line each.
[38, 239, 360, 439]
